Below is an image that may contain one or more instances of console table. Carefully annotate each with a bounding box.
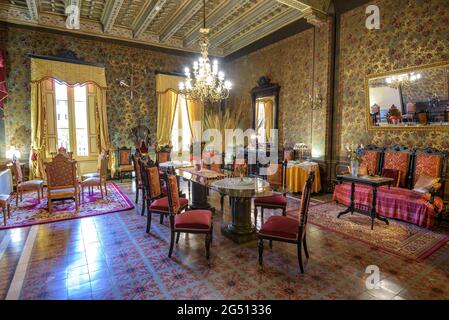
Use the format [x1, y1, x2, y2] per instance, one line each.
[336, 174, 394, 230]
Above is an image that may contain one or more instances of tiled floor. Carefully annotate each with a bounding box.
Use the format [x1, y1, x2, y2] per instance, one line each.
[1, 180, 449, 300]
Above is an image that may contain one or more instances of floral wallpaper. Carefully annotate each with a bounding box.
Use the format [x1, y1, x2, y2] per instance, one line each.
[0, 26, 190, 159]
[336, 0, 449, 157]
[226, 20, 332, 159]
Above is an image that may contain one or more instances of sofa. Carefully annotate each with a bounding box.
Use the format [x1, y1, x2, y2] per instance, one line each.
[334, 145, 447, 229]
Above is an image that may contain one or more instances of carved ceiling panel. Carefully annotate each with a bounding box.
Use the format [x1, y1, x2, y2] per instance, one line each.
[0, 0, 323, 56]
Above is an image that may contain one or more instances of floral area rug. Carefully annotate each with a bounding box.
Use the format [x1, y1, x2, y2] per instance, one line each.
[288, 201, 449, 261]
[1, 183, 134, 230]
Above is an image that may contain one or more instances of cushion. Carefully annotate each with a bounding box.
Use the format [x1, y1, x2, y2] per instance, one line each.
[82, 172, 99, 179]
[383, 152, 409, 187]
[49, 188, 76, 198]
[81, 177, 101, 185]
[0, 194, 11, 204]
[382, 169, 401, 187]
[259, 216, 299, 240]
[150, 197, 188, 212]
[414, 154, 441, 184]
[175, 210, 212, 230]
[20, 180, 44, 187]
[147, 167, 162, 198]
[413, 175, 439, 194]
[254, 195, 287, 206]
[358, 166, 368, 176]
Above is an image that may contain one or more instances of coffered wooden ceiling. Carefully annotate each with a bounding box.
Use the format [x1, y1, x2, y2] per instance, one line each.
[0, 0, 331, 56]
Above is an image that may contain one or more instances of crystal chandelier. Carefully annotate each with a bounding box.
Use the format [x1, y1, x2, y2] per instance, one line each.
[179, 0, 232, 102]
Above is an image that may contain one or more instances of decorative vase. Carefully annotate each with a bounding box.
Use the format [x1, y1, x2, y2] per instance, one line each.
[350, 160, 359, 177]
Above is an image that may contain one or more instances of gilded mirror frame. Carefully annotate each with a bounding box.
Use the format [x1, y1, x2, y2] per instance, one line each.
[365, 60, 449, 131]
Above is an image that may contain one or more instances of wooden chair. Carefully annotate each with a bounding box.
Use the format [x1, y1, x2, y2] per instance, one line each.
[258, 171, 315, 273]
[0, 195, 11, 226]
[132, 153, 144, 206]
[117, 147, 133, 182]
[81, 150, 108, 180]
[254, 161, 288, 228]
[165, 173, 213, 260]
[45, 154, 79, 213]
[11, 160, 44, 206]
[80, 153, 108, 203]
[141, 162, 188, 232]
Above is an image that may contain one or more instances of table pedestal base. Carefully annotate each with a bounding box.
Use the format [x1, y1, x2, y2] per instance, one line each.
[190, 182, 213, 211]
[221, 197, 257, 244]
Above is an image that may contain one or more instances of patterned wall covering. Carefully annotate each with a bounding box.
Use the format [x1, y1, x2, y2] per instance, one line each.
[226, 20, 331, 159]
[0, 26, 190, 159]
[336, 0, 449, 157]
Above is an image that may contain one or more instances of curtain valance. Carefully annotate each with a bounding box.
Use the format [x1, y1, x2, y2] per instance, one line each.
[156, 73, 183, 94]
[31, 58, 107, 88]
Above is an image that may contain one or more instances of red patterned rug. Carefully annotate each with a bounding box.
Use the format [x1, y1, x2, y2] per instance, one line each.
[2, 183, 134, 230]
[289, 201, 449, 261]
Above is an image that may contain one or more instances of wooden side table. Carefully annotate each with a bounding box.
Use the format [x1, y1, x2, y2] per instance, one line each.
[0, 194, 11, 226]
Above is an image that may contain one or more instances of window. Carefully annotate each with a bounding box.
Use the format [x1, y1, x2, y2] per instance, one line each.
[256, 99, 265, 139]
[54, 81, 90, 157]
[171, 95, 192, 154]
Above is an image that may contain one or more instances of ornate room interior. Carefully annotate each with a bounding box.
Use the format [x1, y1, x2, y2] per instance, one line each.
[0, 0, 448, 301]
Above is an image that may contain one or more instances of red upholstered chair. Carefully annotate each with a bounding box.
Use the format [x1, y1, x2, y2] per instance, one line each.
[254, 161, 287, 228]
[142, 163, 188, 232]
[412, 148, 447, 197]
[165, 173, 213, 260]
[258, 171, 315, 273]
[381, 145, 413, 188]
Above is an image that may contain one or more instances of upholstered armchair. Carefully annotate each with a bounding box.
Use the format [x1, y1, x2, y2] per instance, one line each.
[117, 147, 133, 182]
[258, 172, 315, 273]
[45, 154, 79, 213]
[79, 153, 109, 203]
[11, 160, 44, 206]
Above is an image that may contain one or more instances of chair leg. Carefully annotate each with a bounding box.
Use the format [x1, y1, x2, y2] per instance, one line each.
[75, 195, 79, 213]
[261, 207, 264, 225]
[37, 188, 41, 203]
[105, 183, 108, 196]
[282, 208, 286, 216]
[16, 191, 19, 206]
[160, 214, 164, 224]
[141, 194, 146, 216]
[48, 198, 52, 214]
[82, 187, 84, 203]
[168, 231, 175, 257]
[297, 240, 305, 273]
[220, 194, 224, 213]
[7, 204, 11, 218]
[303, 236, 309, 259]
[2, 207, 6, 226]
[254, 205, 258, 229]
[146, 211, 152, 233]
[205, 233, 211, 260]
[176, 232, 181, 244]
[269, 240, 273, 249]
[210, 224, 214, 244]
[258, 238, 264, 266]
[135, 185, 139, 203]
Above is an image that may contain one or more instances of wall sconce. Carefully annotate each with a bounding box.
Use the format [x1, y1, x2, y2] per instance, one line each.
[6, 146, 21, 162]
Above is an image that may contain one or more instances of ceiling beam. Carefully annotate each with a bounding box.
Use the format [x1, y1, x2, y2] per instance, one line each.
[222, 9, 303, 55]
[276, 0, 331, 13]
[25, 0, 39, 21]
[183, 0, 251, 48]
[210, 0, 283, 49]
[101, 0, 124, 33]
[159, 0, 208, 43]
[133, 0, 167, 39]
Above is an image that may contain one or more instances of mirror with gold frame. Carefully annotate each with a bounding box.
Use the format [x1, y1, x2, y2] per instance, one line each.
[365, 61, 449, 131]
[251, 76, 280, 142]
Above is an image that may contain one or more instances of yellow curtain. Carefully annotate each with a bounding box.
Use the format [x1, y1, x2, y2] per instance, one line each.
[31, 58, 107, 88]
[264, 98, 274, 140]
[156, 74, 184, 146]
[186, 98, 204, 143]
[29, 82, 47, 180]
[95, 87, 116, 177]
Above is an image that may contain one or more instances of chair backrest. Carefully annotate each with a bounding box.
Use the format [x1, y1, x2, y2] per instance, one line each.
[132, 154, 142, 184]
[156, 151, 170, 164]
[266, 161, 287, 193]
[233, 156, 248, 177]
[298, 171, 315, 237]
[118, 147, 132, 166]
[142, 161, 163, 200]
[381, 145, 413, 188]
[45, 154, 77, 189]
[11, 160, 24, 184]
[99, 153, 109, 180]
[412, 147, 448, 186]
[165, 173, 181, 216]
[360, 144, 383, 175]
